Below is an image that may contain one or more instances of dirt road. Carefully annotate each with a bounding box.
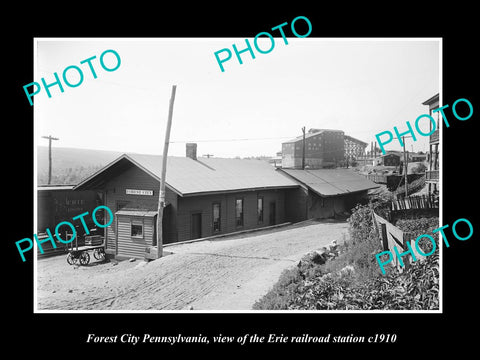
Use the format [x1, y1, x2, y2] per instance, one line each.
[36, 219, 348, 311]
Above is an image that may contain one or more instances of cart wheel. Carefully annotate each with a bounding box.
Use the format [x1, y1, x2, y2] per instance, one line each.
[67, 253, 75, 265]
[93, 248, 105, 261]
[79, 251, 90, 265]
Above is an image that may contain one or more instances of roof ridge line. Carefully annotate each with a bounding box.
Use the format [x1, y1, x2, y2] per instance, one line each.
[194, 159, 216, 171]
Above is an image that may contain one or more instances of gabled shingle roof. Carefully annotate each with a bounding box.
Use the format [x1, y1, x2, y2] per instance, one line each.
[279, 168, 378, 197]
[74, 153, 299, 196]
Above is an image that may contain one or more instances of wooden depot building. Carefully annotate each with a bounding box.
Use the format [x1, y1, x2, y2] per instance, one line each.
[73, 144, 298, 260]
[74, 143, 378, 260]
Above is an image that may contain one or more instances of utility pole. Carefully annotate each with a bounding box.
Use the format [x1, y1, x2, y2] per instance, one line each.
[156, 85, 177, 259]
[402, 136, 408, 197]
[301, 126, 306, 170]
[42, 135, 59, 185]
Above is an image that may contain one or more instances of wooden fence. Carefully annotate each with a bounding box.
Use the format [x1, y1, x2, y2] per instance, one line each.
[363, 173, 388, 184]
[372, 211, 426, 272]
[391, 194, 438, 211]
[393, 175, 426, 197]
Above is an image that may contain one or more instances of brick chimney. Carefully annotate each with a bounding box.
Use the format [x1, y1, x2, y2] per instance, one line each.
[186, 143, 197, 160]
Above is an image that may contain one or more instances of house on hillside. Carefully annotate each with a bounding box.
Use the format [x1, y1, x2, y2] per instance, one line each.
[409, 152, 427, 163]
[380, 153, 401, 166]
[422, 93, 440, 194]
[279, 168, 378, 222]
[74, 144, 299, 260]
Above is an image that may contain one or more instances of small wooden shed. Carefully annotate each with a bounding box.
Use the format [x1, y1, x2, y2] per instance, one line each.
[115, 209, 157, 259]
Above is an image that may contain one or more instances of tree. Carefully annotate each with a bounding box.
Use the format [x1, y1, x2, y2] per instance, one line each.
[411, 163, 427, 174]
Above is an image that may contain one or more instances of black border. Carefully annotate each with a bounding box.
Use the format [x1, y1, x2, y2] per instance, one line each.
[6, 4, 478, 354]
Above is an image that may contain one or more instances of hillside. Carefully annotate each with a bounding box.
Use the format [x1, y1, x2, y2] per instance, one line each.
[37, 146, 122, 185]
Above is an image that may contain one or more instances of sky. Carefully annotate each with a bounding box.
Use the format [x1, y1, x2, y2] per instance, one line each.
[34, 38, 440, 158]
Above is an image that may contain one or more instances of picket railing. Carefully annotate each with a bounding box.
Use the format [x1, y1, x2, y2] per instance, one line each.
[363, 173, 388, 184]
[391, 194, 438, 211]
[393, 175, 426, 197]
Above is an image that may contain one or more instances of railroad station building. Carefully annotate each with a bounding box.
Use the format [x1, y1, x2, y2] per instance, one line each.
[74, 145, 298, 260]
[73, 143, 377, 260]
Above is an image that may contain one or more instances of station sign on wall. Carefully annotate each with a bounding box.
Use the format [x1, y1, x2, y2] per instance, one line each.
[125, 189, 154, 196]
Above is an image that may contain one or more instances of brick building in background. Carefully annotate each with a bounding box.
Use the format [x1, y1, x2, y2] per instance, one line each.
[344, 135, 368, 162]
[281, 129, 344, 169]
[281, 128, 367, 169]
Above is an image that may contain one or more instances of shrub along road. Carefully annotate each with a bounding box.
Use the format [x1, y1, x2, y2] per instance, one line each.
[36, 219, 348, 311]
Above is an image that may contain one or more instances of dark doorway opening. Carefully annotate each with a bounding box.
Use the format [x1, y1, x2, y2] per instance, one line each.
[269, 201, 276, 225]
[191, 212, 202, 239]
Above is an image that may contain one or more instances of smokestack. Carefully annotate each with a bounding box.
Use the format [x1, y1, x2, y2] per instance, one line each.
[186, 143, 197, 160]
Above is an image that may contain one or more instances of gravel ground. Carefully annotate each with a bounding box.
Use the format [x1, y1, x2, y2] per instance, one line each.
[36, 219, 348, 311]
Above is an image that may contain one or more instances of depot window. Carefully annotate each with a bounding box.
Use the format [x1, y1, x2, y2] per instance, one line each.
[131, 222, 143, 238]
[212, 202, 221, 232]
[257, 197, 264, 223]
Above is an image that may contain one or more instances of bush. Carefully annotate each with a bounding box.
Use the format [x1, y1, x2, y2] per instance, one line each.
[396, 217, 439, 254]
[360, 252, 439, 310]
[253, 204, 440, 310]
[411, 163, 427, 174]
[252, 267, 305, 310]
[284, 252, 439, 310]
[396, 217, 439, 237]
[347, 203, 376, 245]
[288, 270, 360, 310]
[253, 252, 329, 310]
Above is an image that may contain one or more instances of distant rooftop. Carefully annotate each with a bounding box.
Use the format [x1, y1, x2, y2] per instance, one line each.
[422, 93, 439, 106]
[283, 129, 344, 143]
[344, 135, 368, 146]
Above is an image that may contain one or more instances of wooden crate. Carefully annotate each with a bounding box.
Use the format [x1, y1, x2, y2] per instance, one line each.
[85, 235, 103, 246]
